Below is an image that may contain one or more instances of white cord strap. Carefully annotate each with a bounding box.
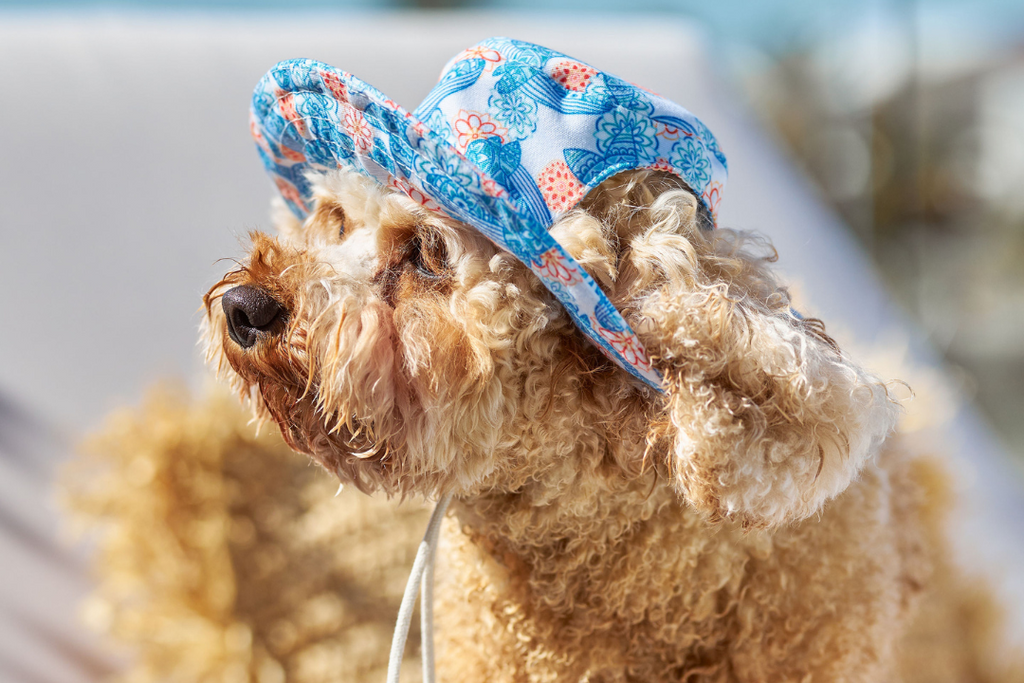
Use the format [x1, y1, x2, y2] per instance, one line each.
[386, 491, 453, 683]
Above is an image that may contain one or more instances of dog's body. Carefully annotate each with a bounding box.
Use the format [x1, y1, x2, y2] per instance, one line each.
[205, 168, 928, 681]
[438, 440, 926, 682]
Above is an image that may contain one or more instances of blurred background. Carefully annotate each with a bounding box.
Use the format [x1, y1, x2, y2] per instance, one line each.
[723, 0, 1024, 458]
[1, 0, 1023, 681]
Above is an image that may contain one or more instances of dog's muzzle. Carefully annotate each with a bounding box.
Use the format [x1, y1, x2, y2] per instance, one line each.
[221, 285, 287, 349]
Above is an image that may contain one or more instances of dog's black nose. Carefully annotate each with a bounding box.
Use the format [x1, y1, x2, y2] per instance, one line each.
[221, 285, 286, 349]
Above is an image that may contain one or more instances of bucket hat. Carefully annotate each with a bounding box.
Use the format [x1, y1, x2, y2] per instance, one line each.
[250, 36, 728, 391]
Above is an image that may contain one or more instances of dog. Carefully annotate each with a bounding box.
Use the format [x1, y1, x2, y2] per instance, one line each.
[203, 165, 930, 681]
[203, 38, 930, 682]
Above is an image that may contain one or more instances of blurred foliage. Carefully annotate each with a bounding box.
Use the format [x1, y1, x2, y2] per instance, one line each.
[740, 26, 1024, 457]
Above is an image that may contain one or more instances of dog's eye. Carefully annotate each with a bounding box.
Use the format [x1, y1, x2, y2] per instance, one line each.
[409, 234, 447, 279]
[329, 205, 347, 239]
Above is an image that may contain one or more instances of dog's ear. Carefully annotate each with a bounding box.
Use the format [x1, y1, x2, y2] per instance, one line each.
[567, 172, 900, 529]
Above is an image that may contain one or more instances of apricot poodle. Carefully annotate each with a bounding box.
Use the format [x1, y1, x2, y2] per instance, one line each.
[203, 163, 928, 681]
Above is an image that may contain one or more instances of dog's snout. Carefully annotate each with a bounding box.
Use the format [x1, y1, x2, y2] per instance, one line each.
[222, 285, 286, 349]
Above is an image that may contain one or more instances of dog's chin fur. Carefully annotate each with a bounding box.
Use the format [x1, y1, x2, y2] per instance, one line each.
[204, 167, 925, 681]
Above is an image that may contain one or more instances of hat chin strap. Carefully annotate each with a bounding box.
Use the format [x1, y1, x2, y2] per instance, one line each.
[386, 490, 454, 683]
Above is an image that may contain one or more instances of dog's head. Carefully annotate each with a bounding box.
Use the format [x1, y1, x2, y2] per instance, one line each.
[204, 168, 897, 528]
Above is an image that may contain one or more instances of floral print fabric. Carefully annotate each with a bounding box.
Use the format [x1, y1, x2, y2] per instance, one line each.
[250, 37, 728, 391]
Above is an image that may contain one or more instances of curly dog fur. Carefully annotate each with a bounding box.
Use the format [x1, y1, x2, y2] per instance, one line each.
[203, 168, 929, 681]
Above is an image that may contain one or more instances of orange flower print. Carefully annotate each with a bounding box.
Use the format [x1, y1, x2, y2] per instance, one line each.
[453, 110, 507, 152]
[549, 60, 598, 92]
[250, 116, 270, 153]
[655, 122, 681, 141]
[597, 326, 652, 372]
[455, 46, 503, 71]
[410, 119, 429, 137]
[389, 177, 442, 213]
[343, 108, 373, 153]
[702, 181, 723, 221]
[648, 158, 674, 174]
[274, 177, 308, 213]
[534, 247, 582, 286]
[319, 69, 349, 104]
[277, 92, 310, 138]
[280, 146, 306, 163]
[480, 178, 506, 198]
[537, 161, 585, 213]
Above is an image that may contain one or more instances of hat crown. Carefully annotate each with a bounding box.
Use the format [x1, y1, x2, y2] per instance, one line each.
[411, 37, 727, 226]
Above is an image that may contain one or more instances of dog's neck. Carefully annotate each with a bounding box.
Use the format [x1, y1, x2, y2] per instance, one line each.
[454, 466, 673, 545]
[452, 372, 676, 565]
[448, 442, 684, 622]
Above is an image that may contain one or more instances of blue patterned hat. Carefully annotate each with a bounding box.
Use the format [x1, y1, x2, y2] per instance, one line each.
[250, 37, 728, 391]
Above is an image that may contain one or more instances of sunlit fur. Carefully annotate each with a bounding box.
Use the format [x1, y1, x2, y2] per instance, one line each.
[204, 168, 928, 681]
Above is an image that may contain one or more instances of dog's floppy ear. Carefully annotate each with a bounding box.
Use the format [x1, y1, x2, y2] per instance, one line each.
[567, 172, 900, 529]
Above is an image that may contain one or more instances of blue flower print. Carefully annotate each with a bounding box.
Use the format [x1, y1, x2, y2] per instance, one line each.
[594, 107, 658, 163]
[306, 136, 353, 166]
[424, 107, 455, 147]
[694, 119, 727, 170]
[670, 138, 712, 192]
[488, 90, 538, 140]
[415, 140, 476, 191]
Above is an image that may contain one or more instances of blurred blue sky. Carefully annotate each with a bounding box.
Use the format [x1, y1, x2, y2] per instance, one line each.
[3, 0, 1024, 57]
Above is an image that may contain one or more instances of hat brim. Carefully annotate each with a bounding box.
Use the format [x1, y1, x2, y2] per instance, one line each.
[251, 59, 663, 390]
